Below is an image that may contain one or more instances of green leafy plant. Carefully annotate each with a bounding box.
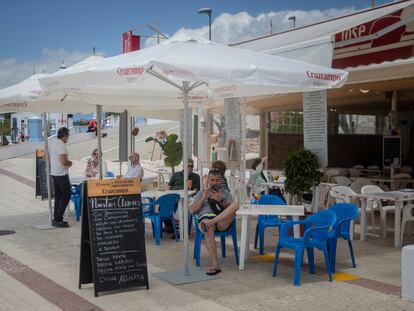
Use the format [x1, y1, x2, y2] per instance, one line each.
[0, 118, 11, 145]
[145, 133, 183, 173]
[284, 149, 321, 203]
[213, 114, 226, 147]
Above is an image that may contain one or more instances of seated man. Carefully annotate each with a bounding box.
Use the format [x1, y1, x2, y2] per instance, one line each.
[190, 168, 239, 275]
[123, 153, 144, 180]
[168, 158, 200, 192]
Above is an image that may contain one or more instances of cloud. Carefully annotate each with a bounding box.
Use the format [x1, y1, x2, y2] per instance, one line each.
[1, 7, 356, 89]
[0, 49, 96, 89]
[145, 7, 356, 47]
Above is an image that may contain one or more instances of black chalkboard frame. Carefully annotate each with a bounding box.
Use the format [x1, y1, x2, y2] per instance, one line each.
[79, 181, 149, 297]
[79, 182, 94, 289]
[35, 150, 54, 200]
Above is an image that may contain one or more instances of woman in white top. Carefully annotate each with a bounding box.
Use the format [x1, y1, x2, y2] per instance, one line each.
[249, 157, 286, 202]
[249, 157, 269, 193]
[84, 148, 107, 178]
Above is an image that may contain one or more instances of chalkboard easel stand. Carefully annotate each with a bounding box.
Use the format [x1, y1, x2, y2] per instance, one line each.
[32, 114, 55, 230]
[79, 180, 149, 297]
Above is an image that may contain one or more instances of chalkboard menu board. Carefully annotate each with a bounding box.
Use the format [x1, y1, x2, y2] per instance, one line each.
[79, 179, 148, 297]
[35, 149, 54, 200]
[383, 136, 401, 167]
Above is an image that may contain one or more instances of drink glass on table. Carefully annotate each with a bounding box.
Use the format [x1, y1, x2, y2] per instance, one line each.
[153, 179, 158, 189]
[187, 179, 193, 190]
[254, 193, 261, 207]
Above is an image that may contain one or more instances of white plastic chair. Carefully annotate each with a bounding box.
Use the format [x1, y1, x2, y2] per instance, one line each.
[349, 182, 364, 194]
[394, 173, 411, 178]
[329, 186, 361, 240]
[333, 176, 352, 186]
[306, 184, 330, 212]
[337, 168, 348, 177]
[349, 168, 361, 178]
[329, 186, 355, 204]
[361, 185, 395, 237]
[354, 177, 373, 185]
[324, 169, 340, 183]
[401, 204, 414, 245]
[393, 173, 412, 189]
[399, 166, 413, 174]
[316, 184, 330, 210]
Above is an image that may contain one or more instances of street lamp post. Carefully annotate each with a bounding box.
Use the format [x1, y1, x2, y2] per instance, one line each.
[198, 7, 212, 41]
[288, 16, 296, 28]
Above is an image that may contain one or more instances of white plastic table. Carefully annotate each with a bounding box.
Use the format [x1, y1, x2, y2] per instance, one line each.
[141, 189, 196, 241]
[350, 177, 414, 190]
[353, 191, 414, 247]
[236, 204, 305, 270]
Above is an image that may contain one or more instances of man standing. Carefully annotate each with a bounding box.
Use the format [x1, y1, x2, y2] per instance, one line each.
[190, 168, 239, 275]
[168, 158, 200, 192]
[124, 153, 144, 180]
[49, 127, 72, 228]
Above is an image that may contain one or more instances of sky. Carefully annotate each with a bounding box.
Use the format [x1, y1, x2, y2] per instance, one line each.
[0, 0, 395, 88]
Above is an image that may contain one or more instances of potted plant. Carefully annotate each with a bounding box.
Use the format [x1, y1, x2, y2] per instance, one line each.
[0, 119, 11, 145]
[145, 133, 183, 173]
[284, 149, 321, 204]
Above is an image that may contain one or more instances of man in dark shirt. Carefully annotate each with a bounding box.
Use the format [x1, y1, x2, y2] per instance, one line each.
[164, 158, 200, 236]
[168, 158, 200, 192]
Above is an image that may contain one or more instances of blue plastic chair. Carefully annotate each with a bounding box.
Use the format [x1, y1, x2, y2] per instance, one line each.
[251, 195, 286, 255]
[142, 194, 180, 245]
[70, 184, 82, 221]
[193, 214, 239, 267]
[328, 203, 359, 273]
[188, 213, 193, 234]
[273, 210, 336, 287]
[106, 171, 115, 178]
[141, 196, 155, 215]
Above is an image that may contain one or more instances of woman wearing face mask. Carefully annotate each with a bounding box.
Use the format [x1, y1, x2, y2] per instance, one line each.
[84, 148, 108, 178]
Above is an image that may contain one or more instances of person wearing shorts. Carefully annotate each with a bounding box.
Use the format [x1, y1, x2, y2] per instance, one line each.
[190, 168, 239, 275]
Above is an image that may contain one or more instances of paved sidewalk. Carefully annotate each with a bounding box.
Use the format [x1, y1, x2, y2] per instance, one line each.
[1, 155, 414, 310]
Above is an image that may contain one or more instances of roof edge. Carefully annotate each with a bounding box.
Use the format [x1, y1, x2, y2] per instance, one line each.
[230, 0, 413, 47]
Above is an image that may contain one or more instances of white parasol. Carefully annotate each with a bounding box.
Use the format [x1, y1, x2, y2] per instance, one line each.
[39, 34, 348, 283]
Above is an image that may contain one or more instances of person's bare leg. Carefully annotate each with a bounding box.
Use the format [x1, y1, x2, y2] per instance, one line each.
[204, 226, 220, 272]
[206, 201, 239, 231]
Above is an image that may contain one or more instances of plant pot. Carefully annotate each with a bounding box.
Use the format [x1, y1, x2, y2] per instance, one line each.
[2, 135, 9, 145]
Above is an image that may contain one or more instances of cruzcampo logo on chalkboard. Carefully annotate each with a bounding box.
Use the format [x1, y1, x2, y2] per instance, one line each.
[87, 179, 141, 197]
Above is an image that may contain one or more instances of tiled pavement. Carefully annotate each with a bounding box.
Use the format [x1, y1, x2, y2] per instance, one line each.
[1, 162, 414, 310]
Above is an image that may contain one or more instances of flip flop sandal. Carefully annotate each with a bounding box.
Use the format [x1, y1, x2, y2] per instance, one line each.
[206, 268, 222, 276]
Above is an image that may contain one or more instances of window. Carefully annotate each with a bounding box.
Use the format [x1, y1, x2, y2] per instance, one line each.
[338, 114, 381, 135]
[270, 111, 303, 134]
